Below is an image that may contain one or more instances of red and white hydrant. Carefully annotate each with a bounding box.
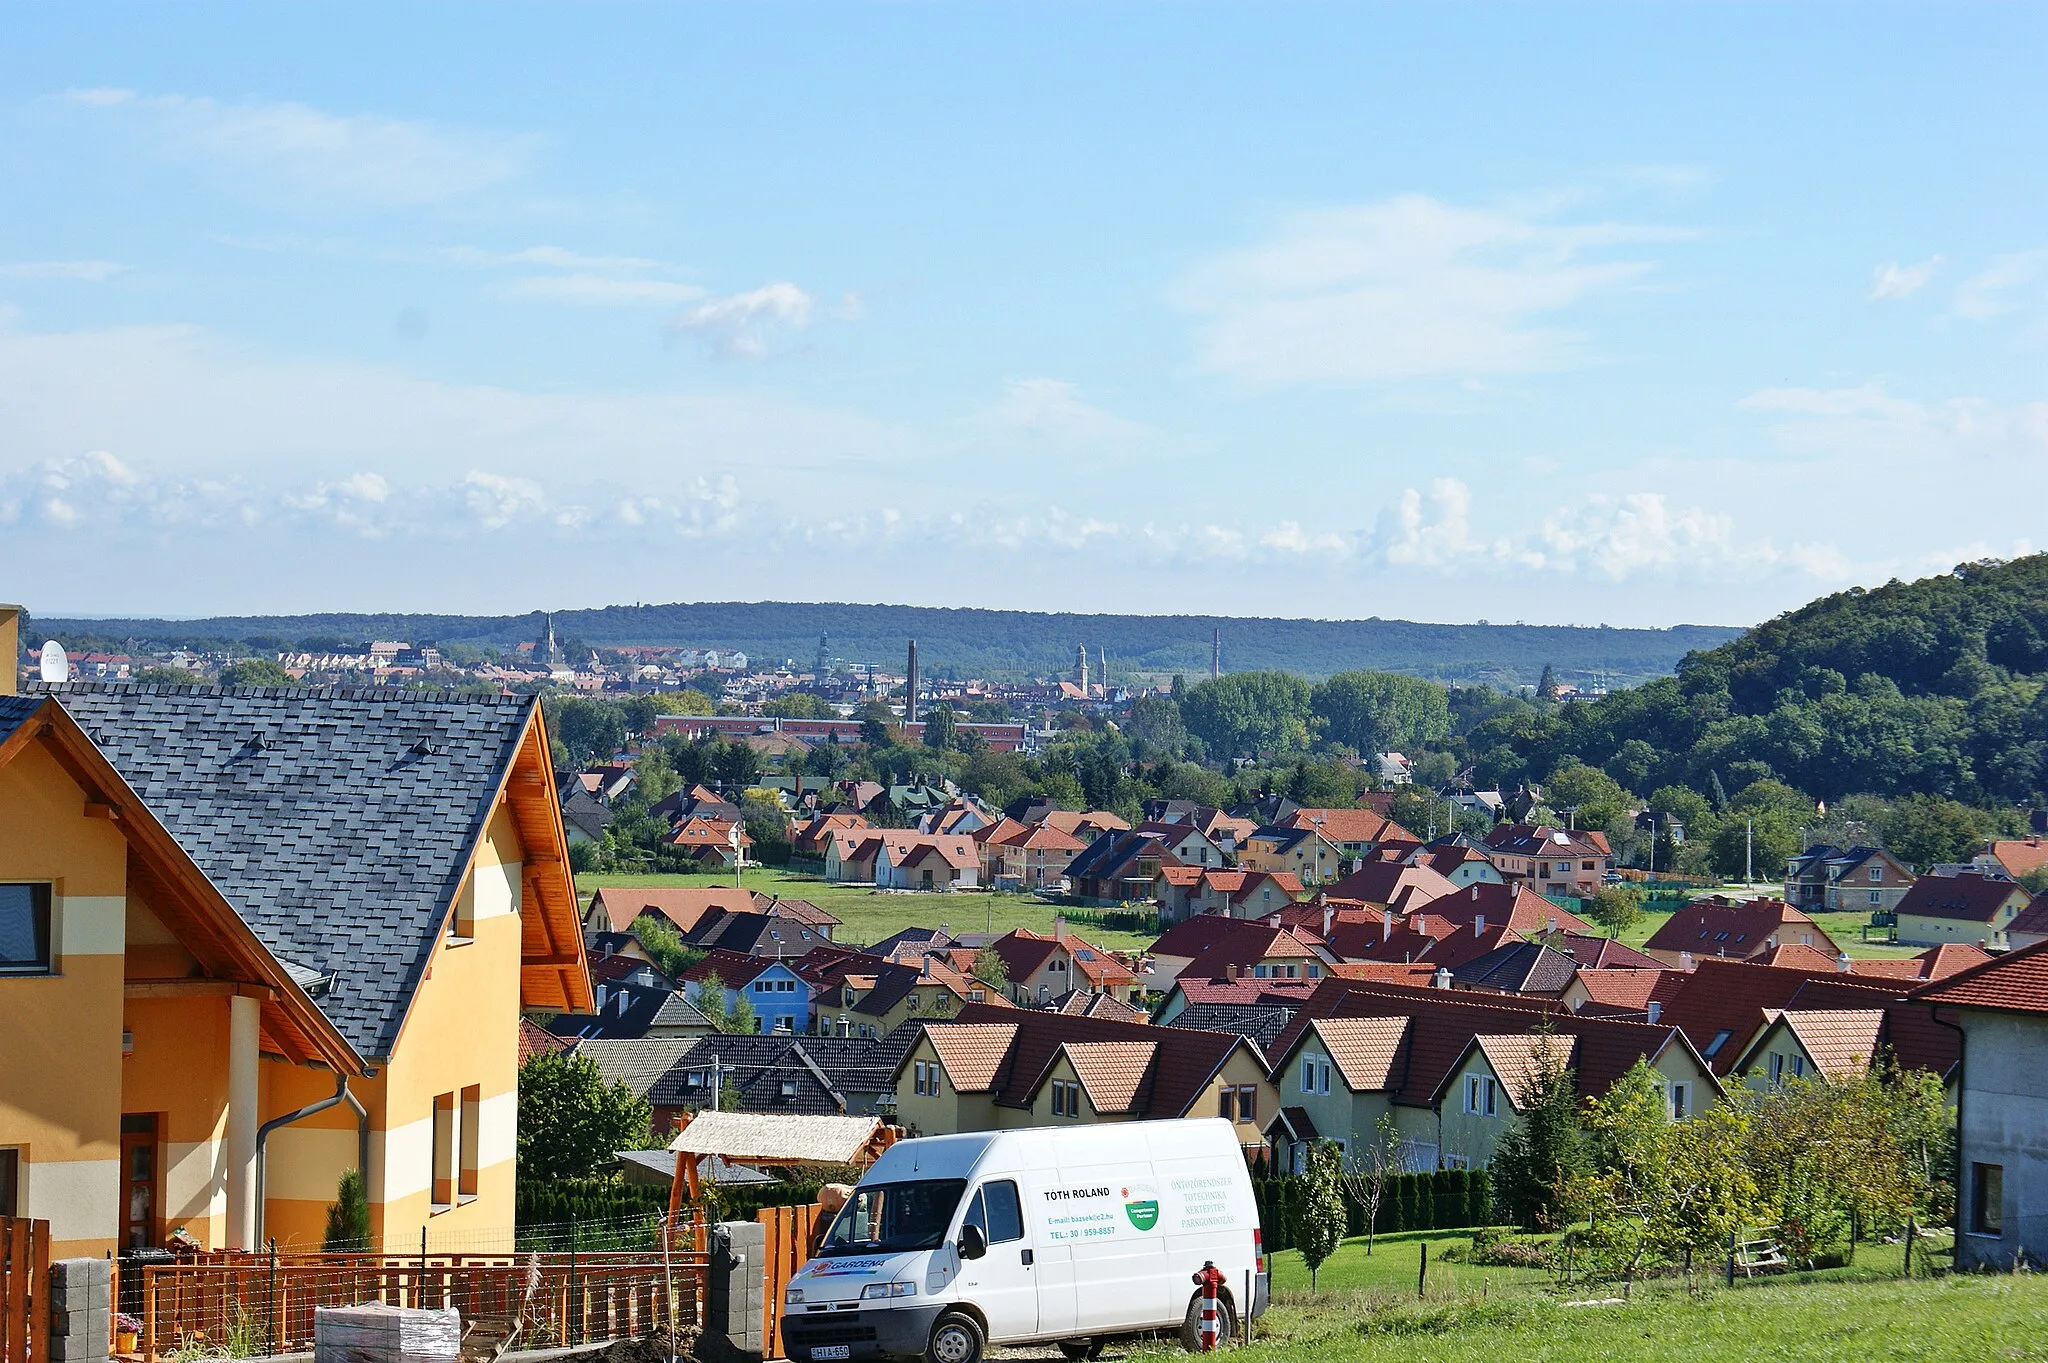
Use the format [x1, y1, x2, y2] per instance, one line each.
[1192, 1259, 1227, 1352]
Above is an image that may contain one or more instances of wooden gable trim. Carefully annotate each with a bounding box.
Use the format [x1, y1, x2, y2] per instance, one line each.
[0, 698, 361, 1075]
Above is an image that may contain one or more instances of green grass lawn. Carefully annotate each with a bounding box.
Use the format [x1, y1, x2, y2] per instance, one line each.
[1233, 1233, 2028, 1363]
[572, 866, 1157, 952]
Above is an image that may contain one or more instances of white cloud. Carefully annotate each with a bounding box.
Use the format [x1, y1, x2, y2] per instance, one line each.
[63, 88, 536, 206]
[984, 378, 1149, 446]
[1955, 248, 2048, 321]
[435, 245, 663, 272]
[0, 260, 128, 282]
[1868, 255, 1942, 300]
[462, 471, 546, 529]
[498, 274, 707, 307]
[1738, 383, 1925, 422]
[1174, 194, 1691, 386]
[668, 282, 816, 358]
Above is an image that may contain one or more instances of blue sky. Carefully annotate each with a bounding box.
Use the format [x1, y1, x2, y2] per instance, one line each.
[3, 3, 2044, 627]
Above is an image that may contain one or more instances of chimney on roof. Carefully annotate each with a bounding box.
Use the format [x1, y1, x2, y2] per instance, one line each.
[1836, 952, 1853, 972]
[1647, 1001, 1663, 1024]
[1547, 916, 1558, 932]
[1268, 912, 1281, 929]
[1053, 913, 1066, 940]
[1382, 908, 1394, 937]
[1322, 903, 1334, 939]
[1431, 967, 1452, 989]
[1679, 951, 1695, 971]
[1475, 914, 1486, 935]
[0, 604, 19, 696]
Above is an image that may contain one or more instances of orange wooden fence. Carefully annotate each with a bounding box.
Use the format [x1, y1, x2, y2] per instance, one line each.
[138, 1249, 710, 1362]
[757, 1203, 827, 1361]
[0, 1217, 50, 1363]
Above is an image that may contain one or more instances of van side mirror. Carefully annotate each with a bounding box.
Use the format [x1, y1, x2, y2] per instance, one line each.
[957, 1224, 988, 1260]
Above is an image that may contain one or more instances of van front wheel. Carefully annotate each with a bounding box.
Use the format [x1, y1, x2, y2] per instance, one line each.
[926, 1312, 985, 1363]
[1179, 1292, 1237, 1352]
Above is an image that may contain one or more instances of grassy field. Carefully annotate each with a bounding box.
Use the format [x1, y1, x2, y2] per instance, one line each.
[1233, 1232, 2031, 1363]
[572, 866, 1157, 951]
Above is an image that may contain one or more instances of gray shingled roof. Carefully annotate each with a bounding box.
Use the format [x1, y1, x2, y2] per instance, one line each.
[0, 695, 41, 745]
[30, 682, 537, 1059]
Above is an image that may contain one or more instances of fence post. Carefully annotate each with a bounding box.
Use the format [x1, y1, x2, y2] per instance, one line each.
[1903, 1216, 1914, 1279]
[1725, 1231, 1736, 1288]
[144, 1269, 157, 1363]
[418, 1228, 428, 1311]
[267, 1239, 277, 1356]
[1416, 1242, 1427, 1298]
[567, 1246, 579, 1348]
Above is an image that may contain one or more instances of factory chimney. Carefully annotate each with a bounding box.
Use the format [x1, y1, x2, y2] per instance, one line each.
[906, 639, 919, 725]
[1211, 626, 1221, 680]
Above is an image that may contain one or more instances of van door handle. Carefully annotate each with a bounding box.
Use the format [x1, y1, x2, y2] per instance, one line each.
[1021, 1249, 1034, 1266]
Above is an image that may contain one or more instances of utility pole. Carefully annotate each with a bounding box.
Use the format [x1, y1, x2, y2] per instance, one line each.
[1745, 818, 1754, 886]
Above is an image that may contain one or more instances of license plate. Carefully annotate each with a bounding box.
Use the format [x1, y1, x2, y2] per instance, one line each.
[811, 1347, 851, 1360]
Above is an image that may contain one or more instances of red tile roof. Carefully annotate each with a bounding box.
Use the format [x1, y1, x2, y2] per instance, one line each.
[1894, 872, 2031, 925]
[520, 1017, 571, 1063]
[1641, 896, 1837, 960]
[1913, 937, 2048, 1016]
[1429, 882, 1596, 936]
[1322, 861, 1460, 907]
[1569, 968, 1667, 1015]
[1658, 956, 1956, 1077]
[1279, 808, 1416, 845]
[1986, 838, 2048, 881]
[943, 1003, 1249, 1117]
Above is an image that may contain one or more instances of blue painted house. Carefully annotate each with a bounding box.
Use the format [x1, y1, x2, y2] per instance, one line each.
[681, 948, 812, 1035]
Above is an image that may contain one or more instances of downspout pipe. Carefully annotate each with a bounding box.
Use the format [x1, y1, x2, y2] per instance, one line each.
[255, 1071, 364, 1244]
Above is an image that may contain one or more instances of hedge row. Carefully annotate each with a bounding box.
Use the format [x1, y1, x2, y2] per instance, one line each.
[1056, 906, 1162, 935]
[515, 1175, 824, 1235]
[1253, 1170, 1489, 1249]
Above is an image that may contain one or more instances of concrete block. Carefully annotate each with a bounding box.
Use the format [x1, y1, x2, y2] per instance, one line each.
[51, 1307, 111, 1337]
[46, 1336, 110, 1363]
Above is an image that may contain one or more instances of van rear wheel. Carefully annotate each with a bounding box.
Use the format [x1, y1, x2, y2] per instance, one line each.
[1057, 1341, 1106, 1361]
[926, 1312, 985, 1363]
[1178, 1292, 1237, 1352]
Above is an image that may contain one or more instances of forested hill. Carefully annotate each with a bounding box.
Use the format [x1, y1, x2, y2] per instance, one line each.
[1481, 555, 2048, 805]
[29, 602, 1739, 688]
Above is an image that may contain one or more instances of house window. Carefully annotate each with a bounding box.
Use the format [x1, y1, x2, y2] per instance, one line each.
[1668, 1083, 1690, 1121]
[1217, 1088, 1235, 1121]
[459, 1086, 481, 1199]
[450, 878, 475, 942]
[1465, 1076, 1498, 1116]
[431, 1092, 456, 1209]
[780, 1079, 799, 1099]
[0, 1148, 18, 1216]
[1235, 1086, 1258, 1122]
[0, 884, 54, 973]
[1703, 1030, 1733, 1059]
[1306, 964, 1321, 979]
[1051, 1080, 1081, 1118]
[1973, 1163, 2005, 1236]
[1870, 890, 1883, 905]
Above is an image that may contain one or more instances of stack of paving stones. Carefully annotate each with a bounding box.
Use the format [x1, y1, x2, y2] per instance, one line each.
[314, 1304, 461, 1363]
[48, 1259, 112, 1363]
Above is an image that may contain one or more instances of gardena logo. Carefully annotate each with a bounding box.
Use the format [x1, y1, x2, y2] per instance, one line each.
[1122, 1183, 1159, 1231]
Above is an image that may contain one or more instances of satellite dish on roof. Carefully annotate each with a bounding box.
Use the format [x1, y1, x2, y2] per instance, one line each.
[38, 640, 67, 684]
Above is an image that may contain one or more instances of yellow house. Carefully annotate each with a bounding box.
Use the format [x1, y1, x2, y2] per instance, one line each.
[893, 1006, 1276, 1150]
[1730, 1009, 1887, 1093]
[0, 680, 590, 1257]
[1237, 827, 1347, 886]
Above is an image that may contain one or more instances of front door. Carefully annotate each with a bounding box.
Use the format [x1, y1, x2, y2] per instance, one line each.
[119, 1115, 161, 1249]
[958, 1179, 1036, 1341]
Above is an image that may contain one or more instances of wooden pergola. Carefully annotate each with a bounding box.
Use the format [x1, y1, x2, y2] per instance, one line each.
[663, 1111, 900, 1224]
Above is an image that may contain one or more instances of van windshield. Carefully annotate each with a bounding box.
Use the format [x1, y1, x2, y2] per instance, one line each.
[815, 1179, 968, 1257]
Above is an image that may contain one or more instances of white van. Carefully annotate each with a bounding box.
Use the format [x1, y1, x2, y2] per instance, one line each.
[780, 1119, 1267, 1363]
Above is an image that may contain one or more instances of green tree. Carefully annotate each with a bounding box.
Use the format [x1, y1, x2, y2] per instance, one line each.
[695, 973, 730, 1031]
[712, 739, 763, 791]
[1181, 671, 1314, 758]
[763, 693, 835, 720]
[1545, 760, 1634, 834]
[217, 657, 294, 687]
[973, 947, 1011, 996]
[1296, 1140, 1347, 1293]
[516, 1052, 654, 1180]
[1339, 1113, 1403, 1255]
[1310, 670, 1453, 755]
[1879, 795, 1993, 870]
[728, 985, 758, 1036]
[859, 701, 899, 748]
[1486, 1030, 1590, 1231]
[651, 689, 715, 716]
[323, 1168, 370, 1249]
[1588, 885, 1645, 939]
[920, 704, 958, 750]
[1126, 694, 1188, 756]
[134, 665, 196, 686]
[1537, 664, 1560, 701]
[548, 696, 629, 769]
[632, 913, 699, 978]
[1577, 1060, 1768, 1295]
